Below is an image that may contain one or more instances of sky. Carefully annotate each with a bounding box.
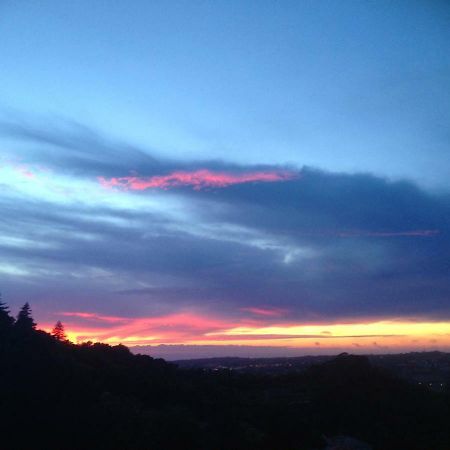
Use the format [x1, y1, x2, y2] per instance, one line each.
[0, 0, 449, 359]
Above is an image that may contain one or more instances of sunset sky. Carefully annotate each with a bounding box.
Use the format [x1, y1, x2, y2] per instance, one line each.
[0, 1, 449, 359]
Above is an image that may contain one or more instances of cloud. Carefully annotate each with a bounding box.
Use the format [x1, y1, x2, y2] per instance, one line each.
[240, 307, 288, 317]
[1, 118, 450, 339]
[99, 169, 297, 191]
[325, 230, 440, 238]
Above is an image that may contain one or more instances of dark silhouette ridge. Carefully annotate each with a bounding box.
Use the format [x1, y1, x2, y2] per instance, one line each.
[0, 301, 449, 450]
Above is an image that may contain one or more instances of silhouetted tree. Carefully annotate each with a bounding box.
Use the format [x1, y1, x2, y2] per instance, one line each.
[14, 302, 36, 331]
[0, 294, 14, 330]
[52, 320, 67, 341]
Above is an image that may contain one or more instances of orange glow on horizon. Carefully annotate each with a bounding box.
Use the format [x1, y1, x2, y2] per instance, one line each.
[39, 311, 450, 352]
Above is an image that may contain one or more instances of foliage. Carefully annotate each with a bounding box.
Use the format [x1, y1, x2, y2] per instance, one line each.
[0, 293, 14, 330]
[14, 302, 36, 331]
[51, 321, 67, 341]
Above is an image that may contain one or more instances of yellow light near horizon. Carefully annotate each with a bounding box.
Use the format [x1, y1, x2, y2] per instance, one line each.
[42, 319, 450, 349]
[208, 320, 450, 338]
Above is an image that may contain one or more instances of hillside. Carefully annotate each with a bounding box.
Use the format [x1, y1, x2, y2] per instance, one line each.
[1, 304, 450, 450]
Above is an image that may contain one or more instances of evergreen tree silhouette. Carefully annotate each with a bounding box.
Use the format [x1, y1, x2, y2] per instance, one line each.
[0, 294, 14, 330]
[52, 320, 67, 341]
[15, 302, 36, 331]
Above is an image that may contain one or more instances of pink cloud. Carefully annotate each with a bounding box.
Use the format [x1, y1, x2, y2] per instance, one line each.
[240, 307, 288, 317]
[336, 229, 439, 238]
[59, 311, 128, 323]
[48, 311, 239, 344]
[98, 169, 297, 191]
[16, 165, 36, 179]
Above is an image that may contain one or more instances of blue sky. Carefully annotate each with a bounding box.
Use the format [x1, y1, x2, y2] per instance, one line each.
[0, 1, 449, 357]
[1, 0, 449, 186]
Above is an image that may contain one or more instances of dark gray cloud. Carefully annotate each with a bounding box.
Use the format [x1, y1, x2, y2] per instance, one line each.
[0, 118, 281, 177]
[1, 120, 449, 324]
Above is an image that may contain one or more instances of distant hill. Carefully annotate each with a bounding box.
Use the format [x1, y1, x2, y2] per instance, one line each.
[174, 352, 450, 390]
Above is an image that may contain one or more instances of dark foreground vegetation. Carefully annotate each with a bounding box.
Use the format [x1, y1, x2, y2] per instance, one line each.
[1, 301, 450, 450]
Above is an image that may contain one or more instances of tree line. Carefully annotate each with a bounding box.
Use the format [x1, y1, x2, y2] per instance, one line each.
[0, 295, 66, 339]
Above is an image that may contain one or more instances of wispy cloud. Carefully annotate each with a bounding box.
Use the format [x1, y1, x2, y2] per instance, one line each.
[335, 229, 440, 238]
[240, 307, 288, 317]
[98, 169, 298, 191]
